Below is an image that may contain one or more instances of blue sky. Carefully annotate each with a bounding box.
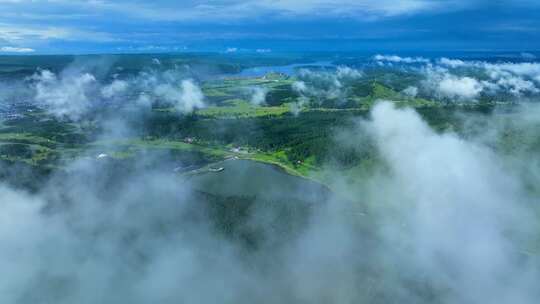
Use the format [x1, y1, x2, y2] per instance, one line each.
[0, 0, 539, 54]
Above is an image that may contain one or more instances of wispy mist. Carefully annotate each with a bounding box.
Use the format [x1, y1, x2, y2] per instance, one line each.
[1, 54, 540, 303]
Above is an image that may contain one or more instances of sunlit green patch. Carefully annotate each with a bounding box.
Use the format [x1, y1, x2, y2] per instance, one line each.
[197, 99, 290, 118]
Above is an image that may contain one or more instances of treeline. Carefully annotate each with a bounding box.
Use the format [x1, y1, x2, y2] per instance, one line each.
[141, 110, 372, 168]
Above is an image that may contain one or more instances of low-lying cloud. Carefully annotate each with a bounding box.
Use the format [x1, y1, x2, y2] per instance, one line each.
[1, 99, 540, 303]
[377, 102, 538, 302]
[330, 101, 540, 303]
[423, 67, 484, 100]
[248, 86, 268, 106]
[31, 69, 97, 120]
[26, 60, 206, 120]
[2, 54, 540, 303]
[375, 54, 540, 101]
[292, 66, 363, 107]
[101, 79, 129, 99]
[153, 79, 205, 112]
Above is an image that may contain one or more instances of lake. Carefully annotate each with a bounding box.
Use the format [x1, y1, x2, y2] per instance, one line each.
[189, 159, 330, 202]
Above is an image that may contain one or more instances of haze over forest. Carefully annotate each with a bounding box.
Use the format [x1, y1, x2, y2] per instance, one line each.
[1, 1, 540, 304]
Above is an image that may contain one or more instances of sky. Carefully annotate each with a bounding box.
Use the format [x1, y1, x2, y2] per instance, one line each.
[0, 0, 539, 54]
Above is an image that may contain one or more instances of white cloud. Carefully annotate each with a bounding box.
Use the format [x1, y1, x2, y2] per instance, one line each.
[155, 79, 205, 112]
[31, 69, 97, 120]
[475, 62, 540, 95]
[420, 59, 540, 99]
[248, 86, 268, 106]
[402, 86, 418, 97]
[290, 66, 363, 111]
[438, 75, 483, 99]
[380, 56, 540, 97]
[26, 58, 207, 119]
[473, 62, 540, 95]
[438, 59, 540, 84]
[101, 79, 128, 99]
[422, 66, 484, 100]
[178, 79, 205, 112]
[320, 100, 540, 301]
[336, 66, 364, 79]
[439, 57, 466, 68]
[362, 102, 539, 303]
[295, 68, 342, 101]
[374, 54, 430, 64]
[486, 62, 540, 79]
[292, 81, 308, 93]
[0, 46, 34, 52]
[491, 74, 538, 95]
